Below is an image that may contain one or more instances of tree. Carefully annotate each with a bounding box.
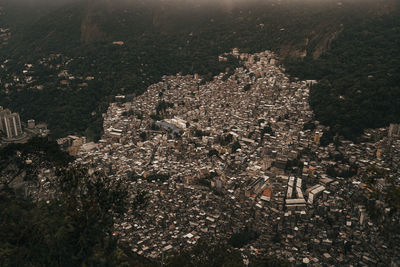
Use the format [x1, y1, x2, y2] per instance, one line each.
[0, 167, 129, 266]
[249, 256, 290, 267]
[165, 241, 244, 267]
[231, 141, 241, 153]
[228, 228, 259, 248]
[320, 130, 334, 146]
[208, 148, 220, 158]
[243, 84, 251, 91]
[165, 241, 289, 267]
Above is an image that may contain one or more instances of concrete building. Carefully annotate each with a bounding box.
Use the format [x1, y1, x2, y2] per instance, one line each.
[0, 107, 23, 139]
[27, 119, 35, 129]
[388, 124, 400, 139]
[4, 112, 23, 139]
[0, 107, 10, 133]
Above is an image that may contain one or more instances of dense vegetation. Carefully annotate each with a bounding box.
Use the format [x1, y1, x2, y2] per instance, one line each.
[286, 10, 400, 140]
[165, 241, 290, 267]
[0, 168, 132, 266]
[0, 137, 73, 168]
[0, 0, 395, 140]
[0, 137, 74, 186]
[0, 138, 131, 266]
[228, 227, 259, 248]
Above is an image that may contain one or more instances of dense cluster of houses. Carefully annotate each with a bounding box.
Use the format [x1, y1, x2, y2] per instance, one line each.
[68, 50, 399, 265]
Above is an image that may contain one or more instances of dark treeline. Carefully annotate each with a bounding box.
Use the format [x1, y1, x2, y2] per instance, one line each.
[286, 9, 400, 140]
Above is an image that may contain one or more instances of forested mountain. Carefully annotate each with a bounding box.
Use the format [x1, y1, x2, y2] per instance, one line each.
[287, 7, 400, 140]
[0, 0, 398, 140]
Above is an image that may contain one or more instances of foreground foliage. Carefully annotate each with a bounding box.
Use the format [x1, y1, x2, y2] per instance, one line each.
[0, 167, 129, 266]
[165, 241, 290, 267]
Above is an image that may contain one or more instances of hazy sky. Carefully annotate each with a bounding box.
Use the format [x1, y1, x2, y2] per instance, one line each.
[2, 0, 392, 11]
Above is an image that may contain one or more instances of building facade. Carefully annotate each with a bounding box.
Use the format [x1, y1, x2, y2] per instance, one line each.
[0, 107, 23, 139]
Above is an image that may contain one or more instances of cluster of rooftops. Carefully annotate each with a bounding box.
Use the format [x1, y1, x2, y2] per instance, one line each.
[70, 49, 399, 264]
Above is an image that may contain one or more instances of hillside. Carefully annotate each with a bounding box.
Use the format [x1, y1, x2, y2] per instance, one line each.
[286, 7, 400, 140]
[0, 0, 398, 140]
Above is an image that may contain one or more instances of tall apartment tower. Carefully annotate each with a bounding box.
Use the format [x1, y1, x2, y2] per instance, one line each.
[0, 107, 11, 134]
[389, 124, 400, 139]
[0, 108, 23, 139]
